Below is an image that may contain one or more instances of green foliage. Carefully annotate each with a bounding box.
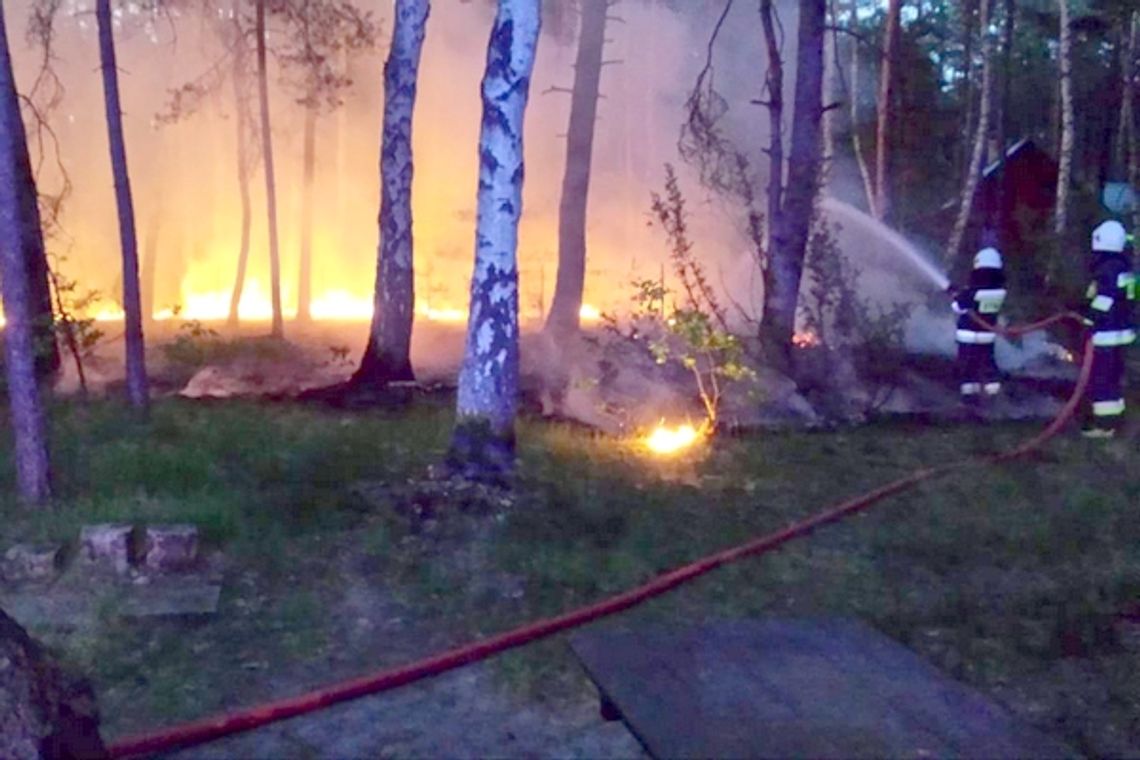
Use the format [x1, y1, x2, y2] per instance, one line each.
[604, 166, 756, 428]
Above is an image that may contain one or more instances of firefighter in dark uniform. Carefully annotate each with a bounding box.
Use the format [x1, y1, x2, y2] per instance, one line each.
[950, 246, 1007, 403]
[1080, 220, 1136, 438]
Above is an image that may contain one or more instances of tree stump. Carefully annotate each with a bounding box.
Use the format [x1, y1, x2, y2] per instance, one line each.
[0, 607, 107, 759]
[79, 525, 136, 574]
[143, 525, 199, 572]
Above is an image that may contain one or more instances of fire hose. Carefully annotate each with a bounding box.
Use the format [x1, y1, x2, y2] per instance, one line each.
[107, 311, 1095, 759]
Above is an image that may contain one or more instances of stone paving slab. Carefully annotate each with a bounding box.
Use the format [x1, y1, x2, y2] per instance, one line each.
[1, 581, 221, 628]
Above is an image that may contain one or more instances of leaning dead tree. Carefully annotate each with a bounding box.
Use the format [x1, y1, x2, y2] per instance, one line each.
[545, 0, 615, 335]
[0, 0, 52, 504]
[680, 0, 827, 371]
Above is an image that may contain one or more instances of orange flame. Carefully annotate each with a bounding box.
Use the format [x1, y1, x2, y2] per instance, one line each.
[643, 421, 703, 456]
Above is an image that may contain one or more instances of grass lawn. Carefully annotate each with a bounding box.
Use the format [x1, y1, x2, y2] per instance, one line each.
[2, 393, 1139, 756]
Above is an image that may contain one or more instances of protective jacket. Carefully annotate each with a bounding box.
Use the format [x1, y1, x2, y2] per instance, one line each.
[1084, 251, 1136, 346]
[952, 267, 1006, 344]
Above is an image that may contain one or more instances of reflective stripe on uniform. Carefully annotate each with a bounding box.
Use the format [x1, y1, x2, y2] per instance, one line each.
[1092, 329, 1137, 346]
[983, 382, 1001, 395]
[1091, 295, 1114, 312]
[956, 329, 996, 344]
[960, 383, 981, 395]
[974, 288, 1006, 314]
[951, 302, 967, 315]
[1118, 272, 1136, 296]
[1093, 399, 1126, 417]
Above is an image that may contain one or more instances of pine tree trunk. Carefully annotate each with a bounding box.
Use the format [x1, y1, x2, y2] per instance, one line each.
[297, 104, 316, 323]
[256, 0, 284, 338]
[545, 0, 607, 335]
[847, 0, 877, 216]
[874, 0, 902, 221]
[19, 188, 58, 380]
[1053, 0, 1074, 237]
[945, 0, 992, 263]
[449, 0, 540, 480]
[352, 0, 429, 388]
[760, 0, 826, 372]
[97, 0, 149, 412]
[0, 1, 51, 504]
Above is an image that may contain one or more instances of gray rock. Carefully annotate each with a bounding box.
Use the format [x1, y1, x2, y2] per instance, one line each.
[0, 607, 107, 759]
[143, 525, 199, 572]
[78, 525, 135, 574]
[1, 546, 62, 584]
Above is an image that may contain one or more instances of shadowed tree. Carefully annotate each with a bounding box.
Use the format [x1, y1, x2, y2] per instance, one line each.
[96, 0, 148, 412]
[0, 0, 51, 504]
[447, 0, 541, 481]
[544, 0, 612, 335]
[227, 2, 258, 326]
[945, 0, 992, 262]
[270, 0, 374, 323]
[759, 0, 827, 372]
[873, 0, 902, 221]
[255, 0, 284, 338]
[350, 0, 429, 387]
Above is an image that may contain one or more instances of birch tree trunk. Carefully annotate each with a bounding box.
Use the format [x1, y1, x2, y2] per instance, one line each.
[958, 0, 978, 182]
[97, 0, 149, 412]
[874, 0, 902, 221]
[449, 0, 541, 480]
[1053, 0, 1074, 237]
[256, 0, 284, 338]
[352, 0, 429, 388]
[297, 104, 316, 323]
[945, 0, 992, 263]
[0, 0, 51, 504]
[545, 0, 608, 335]
[760, 0, 826, 373]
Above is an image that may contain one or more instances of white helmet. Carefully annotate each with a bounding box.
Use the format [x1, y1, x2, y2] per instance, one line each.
[1092, 220, 1127, 253]
[973, 247, 1003, 269]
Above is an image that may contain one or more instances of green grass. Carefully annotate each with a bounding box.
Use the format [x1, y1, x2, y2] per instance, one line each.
[1, 396, 1139, 754]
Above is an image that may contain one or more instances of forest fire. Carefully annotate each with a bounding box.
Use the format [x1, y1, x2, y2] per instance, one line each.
[643, 422, 703, 456]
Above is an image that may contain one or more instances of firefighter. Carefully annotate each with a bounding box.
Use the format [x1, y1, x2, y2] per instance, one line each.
[1080, 219, 1136, 438]
[949, 245, 1007, 404]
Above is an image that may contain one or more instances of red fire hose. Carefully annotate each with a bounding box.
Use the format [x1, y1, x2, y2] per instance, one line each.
[107, 312, 1095, 759]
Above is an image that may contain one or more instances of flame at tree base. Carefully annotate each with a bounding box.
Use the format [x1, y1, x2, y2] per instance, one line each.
[642, 421, 706, 456]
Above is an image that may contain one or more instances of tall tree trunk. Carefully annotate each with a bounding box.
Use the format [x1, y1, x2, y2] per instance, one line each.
[228, 20, 254, 327]
[449, 0, 540, 480]
[759, 0, 784, 253]
[256, 0, 284, 338]
[1116, 12, 1136, 181]
[545, 0, 608, 335]
[297, 104, 316, 323]
[352, 0, 429, 388]
[1053, 0, 1074, 237]
[874, 0, 902, 221]
[992, 0, 1015, 237]
[96, 0, 148, 412]
[846, 0, 877, 216]
[0, 1, 51, 504]
[945, 0, 993, 263]
[761, 0, 826, 372]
